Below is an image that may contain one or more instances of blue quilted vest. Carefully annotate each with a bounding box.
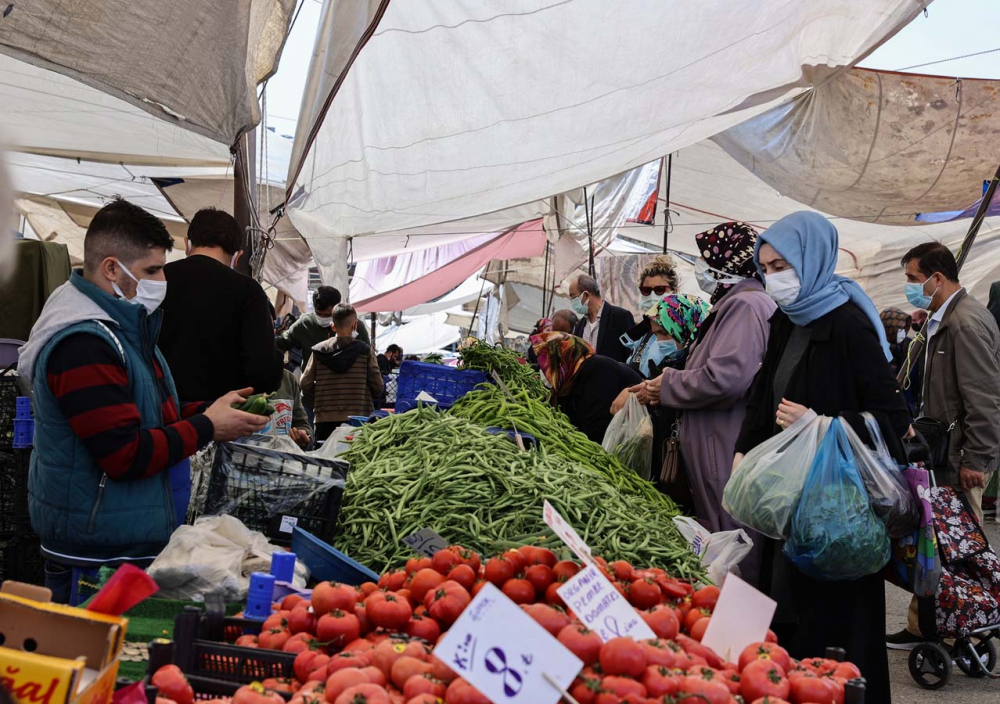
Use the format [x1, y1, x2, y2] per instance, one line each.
[28, 272, 183, 564]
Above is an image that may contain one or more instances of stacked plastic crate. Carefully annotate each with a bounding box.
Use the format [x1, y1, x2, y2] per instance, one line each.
[0, 370, 41, 585]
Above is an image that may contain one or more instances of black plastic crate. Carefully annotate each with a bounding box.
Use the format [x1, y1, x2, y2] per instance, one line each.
[149, 608, 295, 687]
[0, 532, 44, 586]
[0, 448, 31, 533]
[0, 367, 20, 449]
[198, 439, 348, 546]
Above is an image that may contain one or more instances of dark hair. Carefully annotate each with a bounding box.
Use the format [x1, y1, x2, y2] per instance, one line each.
[84, 198, 173, 274]
[901, 242, 959, 282]
[313, 286, 342, 311]
[332, 303, 357, 328]
[386, 344, 403, 355]
[187, 208, 243, 255]
[576, 274, 600, 296]
[552, 309, 579, 330]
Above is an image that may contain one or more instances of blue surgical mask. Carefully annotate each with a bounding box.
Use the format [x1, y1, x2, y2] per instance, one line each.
[640, 339, 679, 374]
[905, 279, 936, 310]
[570, 293, 588, 316]
[639, 294, 659, 312]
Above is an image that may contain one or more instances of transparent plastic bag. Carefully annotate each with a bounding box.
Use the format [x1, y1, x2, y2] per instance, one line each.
[673, 516, 754, 585]
[784, 419, 891, 581]
[722, 410, 830, 539]
[845, 413, 919, 538]
[602, 392, 654, 479]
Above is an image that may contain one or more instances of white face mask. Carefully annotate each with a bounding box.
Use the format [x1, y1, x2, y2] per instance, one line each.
[896, 328, 907, 345]
[112, 260, 167, 314]
[694, 259, 744, 296]
[315, 314, 333, 327]
[351, 328, 359, 339]
[639, 294, 659, 312]
[764, 269, 802, 308]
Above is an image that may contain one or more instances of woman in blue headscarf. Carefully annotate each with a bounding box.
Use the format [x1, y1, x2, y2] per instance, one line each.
[731, 212, 910, 704]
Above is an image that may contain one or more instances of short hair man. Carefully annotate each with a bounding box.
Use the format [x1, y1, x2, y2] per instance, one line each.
[567, 274, 635, 361]
[377, 344, 403, 376]
[159, 208, 283, 401]
[276, 286, 372, 369]
[550, 309, 579, 334]
[300, 304, 384, 441]
[887, 242, 1000, 648]
[17, 199, 267, 602]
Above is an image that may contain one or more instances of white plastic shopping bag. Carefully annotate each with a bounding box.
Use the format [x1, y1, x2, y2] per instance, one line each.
[673, 516, 754, 585]
[602, 392, 654, 479]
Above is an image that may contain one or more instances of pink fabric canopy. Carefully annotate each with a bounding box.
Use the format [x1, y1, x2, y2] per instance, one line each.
[353, 220, 546, 313]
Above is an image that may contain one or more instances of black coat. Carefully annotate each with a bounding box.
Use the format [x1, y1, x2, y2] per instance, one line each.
[735, 302, 911, 457]
[733, 302, 910, 704]
[559, 355, 642, 443]
[573, 302, 636, 362]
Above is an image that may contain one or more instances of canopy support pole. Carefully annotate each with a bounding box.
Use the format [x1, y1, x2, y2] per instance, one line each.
[233, 130, 257, 277]
[898, 161, 1000, 384]
[370, 312, 377, 348]
[662, 153, 673, 253]
[584, 187, 595, 277]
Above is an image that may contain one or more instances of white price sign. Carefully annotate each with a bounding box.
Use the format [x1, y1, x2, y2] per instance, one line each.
[435, 583, 582, 704]
[542, 500, 594, 565]
[557, 564, 655, 642]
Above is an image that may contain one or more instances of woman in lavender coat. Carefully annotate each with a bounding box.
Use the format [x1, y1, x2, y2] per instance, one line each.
[637, 223, 775, 586]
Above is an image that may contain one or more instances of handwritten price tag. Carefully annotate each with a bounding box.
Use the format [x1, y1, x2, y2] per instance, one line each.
[557, 564, 655, 642]
[542, 500, 594, 565]
[435, 583, 582, 704]
[401, 528, 449, 557]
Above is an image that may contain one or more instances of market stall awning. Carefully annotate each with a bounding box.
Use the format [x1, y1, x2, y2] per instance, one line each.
[287, 0, 926, 251]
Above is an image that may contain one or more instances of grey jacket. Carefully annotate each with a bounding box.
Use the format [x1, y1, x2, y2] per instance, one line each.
[921, 288, 1000, 478]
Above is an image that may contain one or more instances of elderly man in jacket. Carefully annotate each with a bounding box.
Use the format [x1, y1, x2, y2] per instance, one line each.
[887, 242, 1000, 649]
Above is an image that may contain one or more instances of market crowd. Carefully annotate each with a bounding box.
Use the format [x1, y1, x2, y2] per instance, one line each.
[17, 198, 1000, 702]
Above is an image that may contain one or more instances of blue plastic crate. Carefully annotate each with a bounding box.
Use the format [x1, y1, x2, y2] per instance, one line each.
[394, 398, 453, 414]
[291, 526, 379, 585]
[395, 361, 489, 411]
[347, 415, 370, 427]
[13, 418, 33, 449]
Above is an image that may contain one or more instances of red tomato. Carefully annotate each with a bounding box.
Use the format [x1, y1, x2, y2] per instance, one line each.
[483, 557, 516, 587]
[676, 676, 731, 704]
[233, 685, 284, 704]
[324, 668, 369, 702]
[641, 639, 680, 668]
[328, 652, 373, 675]
[428, 655, 457, 684]
[500, 578, 536, 605]
[359, 583, 379, 597]
[447, 564, 477, 591]
[628, 578, 662, 610]
[260, 678, 296, 694]
[317, 610, 362, 649]
[677, 634, 725, 670]
[332, 683, 390, 704]
[367, 592, 413, 632]
[608, 560, 635, 582]
[284, 632, 321, 654]
[281, 594, 305, 611]
[601, 675, 646, 698]
[425, 580, 472, 626]
[295, 651, 330, 683]
[557, 624, 603, 665]
[684, 606, 712, 633]
[520, 603, 571, 637]
[405, 557, 432, 575]
[470, 580, 488, 597]
[404, 697, 441, 704]
[641, 665, 682, 697]
[765, 628, 779, 644]
[690, 616, 711, 642]
[738, 643, 792, 673]
[355, 602, 373, 636]
[407, 568, 447, 606]
[447, 545, 483, 573]
[288, 607, 317, 635]
[552, 560, 581, 582]
[234, 634, 259, 648]
[444, 678, 491, 704]
[752, 698, 791, 704]
[599, 637, 647, 678]
[502, 549, 528, 575]
[151, 665, 194, 704]
[720, 668, 742, 694]
[740, 660, 790, 702]
[360, 666, 387, 687]
[568, 676, 601, 704]
[789, 675, 843, 704]
[641, 605, 680, 640]
[381, 571, 407, 592]
[833, 662, 862, 680]
[390, 656, 433, 690]
[405, 613, 441, 643]
[313, 582, 360, 616]
[431, 549, 461, 575]
[402, 674, 447, 700]
[263, 610, 290, 631]
[544, 581, 566, 608]
[691, 585, 721, 612]
[258, 628, 291, 651]
[372, 639, 430, 679]
[524, 564, 555, 594]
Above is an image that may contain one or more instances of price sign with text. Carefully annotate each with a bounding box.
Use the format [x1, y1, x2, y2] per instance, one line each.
[435, 583, 582, 704]
[542, 500, 594, 565]
[557, 564, 655, 642]
[401, 528, 449, 557]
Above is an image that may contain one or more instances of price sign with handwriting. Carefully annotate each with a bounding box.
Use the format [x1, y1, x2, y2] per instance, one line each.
[401, 528, 449, 557]
[542, 500, 594, 565]
[435, 583, 582, 704]
[557, 564, 655, 642]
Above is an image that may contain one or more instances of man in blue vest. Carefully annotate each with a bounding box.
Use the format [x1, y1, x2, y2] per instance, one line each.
[18, 198, 268, 602]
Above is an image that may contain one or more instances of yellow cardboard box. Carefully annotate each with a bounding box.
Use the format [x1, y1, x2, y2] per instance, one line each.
[0, 582, 127, 704]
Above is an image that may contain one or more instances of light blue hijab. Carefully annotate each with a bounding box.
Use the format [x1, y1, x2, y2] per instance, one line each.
[755, 212, 892, 362]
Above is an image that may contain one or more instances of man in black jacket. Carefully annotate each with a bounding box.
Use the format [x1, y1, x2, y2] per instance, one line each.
[568, 274, 635, 362]
[159, 208, 283, 401]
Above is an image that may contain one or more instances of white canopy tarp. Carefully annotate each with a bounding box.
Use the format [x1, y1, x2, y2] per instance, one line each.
[287, 0, 927, 250]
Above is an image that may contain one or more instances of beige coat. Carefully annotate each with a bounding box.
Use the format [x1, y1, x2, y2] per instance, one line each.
[921, 288, 1000, 480]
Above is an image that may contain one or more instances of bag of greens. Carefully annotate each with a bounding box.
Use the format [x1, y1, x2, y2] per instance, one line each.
[784, 418, 891, 581]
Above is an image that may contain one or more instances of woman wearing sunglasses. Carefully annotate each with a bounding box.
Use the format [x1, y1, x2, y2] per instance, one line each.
[635, 222, 775, 586]
[620, 255, 680, 376]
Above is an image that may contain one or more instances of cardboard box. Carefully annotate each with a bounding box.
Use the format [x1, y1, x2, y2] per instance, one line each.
[0, 582, 127, 704]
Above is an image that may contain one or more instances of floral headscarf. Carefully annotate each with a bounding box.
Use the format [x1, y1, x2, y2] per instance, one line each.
[695, 221, 761, 305]
[529, 331, 594, 397]
[653, 294, 711, 348]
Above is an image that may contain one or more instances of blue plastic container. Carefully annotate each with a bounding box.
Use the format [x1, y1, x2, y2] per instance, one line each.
[270, 551, 297, 582]
[244, 572, 276, 620]
[15, 397, 31, 419]
[394, 361, 489, 413]
[291, 527, 379, 585]
[347, 416, 370, 427]
[12, 418, 33, 449]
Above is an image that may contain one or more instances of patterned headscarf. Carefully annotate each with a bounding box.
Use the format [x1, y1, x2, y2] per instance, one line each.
[879, 307, 911, 337]
[653, 294, 711, 347]
[695, 221, 761, 305]
[529, 331, 594, 397]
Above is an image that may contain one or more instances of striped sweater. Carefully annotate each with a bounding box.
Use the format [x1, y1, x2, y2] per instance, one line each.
[301, 337, 384, 423]
[47, 333, 214, 481]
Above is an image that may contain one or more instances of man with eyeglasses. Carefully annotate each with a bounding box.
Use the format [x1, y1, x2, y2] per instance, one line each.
[568, 274, 635, 362]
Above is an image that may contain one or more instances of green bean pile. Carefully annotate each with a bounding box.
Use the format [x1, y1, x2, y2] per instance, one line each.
[458, 339, 548, 399]
[450, 384, 677, 511]
[337, 406, 705, 580]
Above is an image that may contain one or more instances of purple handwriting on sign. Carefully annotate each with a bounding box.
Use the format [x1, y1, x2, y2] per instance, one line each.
[484, 647, 525, 697]
[452, 633, 477, 672]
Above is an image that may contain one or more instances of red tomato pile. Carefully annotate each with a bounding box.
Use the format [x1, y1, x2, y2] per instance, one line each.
[149, 545, 862, 704]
